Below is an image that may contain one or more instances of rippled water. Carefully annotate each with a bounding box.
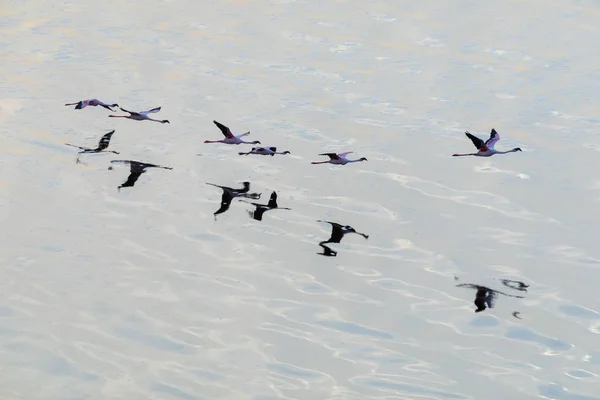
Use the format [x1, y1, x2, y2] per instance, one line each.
[2, 0, 600, 399]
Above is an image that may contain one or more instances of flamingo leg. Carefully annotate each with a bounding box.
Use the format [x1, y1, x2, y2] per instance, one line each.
[452, 153, 476, 157]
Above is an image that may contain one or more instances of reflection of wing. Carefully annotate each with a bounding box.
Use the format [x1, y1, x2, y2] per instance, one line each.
[214, 191, 234, 218]
[141, 106, 161, 115]
[249, 206, 268, 221]
[120, 170, 144, 189]
[485, 129, 500, 149]
[500, 279, 529, 292]
[317, 220, 344, 243]
[465, 131, 485, 149]
[318, 241, 338, 257]
[267, 191, 278, 208]
[98, 130, 115, 150]
[213, 120, 234, 138]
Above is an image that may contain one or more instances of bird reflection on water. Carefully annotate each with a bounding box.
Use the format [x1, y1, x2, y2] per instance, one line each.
[206, 181, 261, 220]
[109, 160, 173, 191]
[244, 191, 291, 221]
[316, 220, 369, 257]
[456, 282, 526, 313]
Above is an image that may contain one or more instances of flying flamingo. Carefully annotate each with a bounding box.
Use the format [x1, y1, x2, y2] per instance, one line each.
[452, 129, 521, 157]
[109, 106, 170, 124]
[204, 120, 261, 145]
[311, 152, 367, 165]
[65, 130, 119, 163]
[239, 146, 290, 156]
[65, 99, 118, 111]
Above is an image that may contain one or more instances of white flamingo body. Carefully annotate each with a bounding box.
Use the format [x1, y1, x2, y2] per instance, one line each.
[109, 106, 170, 124]
[239, 146, 290, 156]
[65, 98, 118, 111]
[311, 152, 368, 165]
[205, 120, 261, 145]
[453, 129, 521, 157]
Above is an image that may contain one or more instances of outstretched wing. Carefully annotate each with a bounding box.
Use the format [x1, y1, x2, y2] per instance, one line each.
[319, 153, 339, 160]
[214, 191, 234, 217]
[484, 128, 500, 149]
[97, 130, 116, 150]
[213, 120, 234, 138]
[267, 191, 278, 208]
[338, 151, 353, 158]
[141, 106, 161, 115]
[206, 182, 228, 191]
[268, 147, 276, 152]
[465, 131, 486, 150]
[120, 170, 145, 189]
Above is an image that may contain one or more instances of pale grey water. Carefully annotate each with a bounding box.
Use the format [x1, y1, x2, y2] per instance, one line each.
[1, 0, 600, 399]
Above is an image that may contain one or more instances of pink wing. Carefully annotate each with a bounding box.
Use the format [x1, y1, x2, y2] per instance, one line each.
[338, 151, 353, 158]
[485, 129, 500, 149]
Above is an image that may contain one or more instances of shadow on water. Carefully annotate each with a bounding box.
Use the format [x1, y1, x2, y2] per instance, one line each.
[455, 279, 528, 315]
[316, 220, 369, 258]
[206, 181, 261, 220]
[243, 191, 291, 221]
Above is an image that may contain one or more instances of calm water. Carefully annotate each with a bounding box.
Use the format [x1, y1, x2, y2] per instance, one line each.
[2, 0, 600, 399]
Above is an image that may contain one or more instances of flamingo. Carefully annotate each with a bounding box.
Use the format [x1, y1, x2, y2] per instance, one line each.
[311, 152, 367, 165]
[243, 191, 290, 221]
[109, 160, 173, 191]
[109, 106, 170, 124]
[204, 120, 261, 145]
[65, 130, 119, 163]
[65, 99, 118, 111]
[452, 129, 521, 157]
[239, 147, 290, 156]
[206, 182, 261, 220]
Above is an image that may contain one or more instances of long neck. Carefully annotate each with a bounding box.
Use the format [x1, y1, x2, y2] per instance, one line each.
[347, 158, 362, 163]
[496, 148, 519, 154]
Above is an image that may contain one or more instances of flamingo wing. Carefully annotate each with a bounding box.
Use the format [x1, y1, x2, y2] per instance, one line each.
[97, 130, 116, 150]
[118, 107, 138, 115]
[121, 169, 145, 188]
[484, 128, 500, 149]
[319, 153, 340, 160]
[267, 191, 278, 208]
[213, 120, 234, 138]
[338, 151, 353, 158]
[268, 147, 277, 152]
[141, 106, 161, 115]
[465, 131, 486, 150]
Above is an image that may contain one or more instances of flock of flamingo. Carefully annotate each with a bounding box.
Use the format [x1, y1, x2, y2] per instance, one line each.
[64, 97, 528, 314]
